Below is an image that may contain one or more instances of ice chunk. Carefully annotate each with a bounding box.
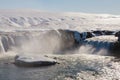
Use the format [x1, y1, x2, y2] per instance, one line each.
[14, 54, 57, 67]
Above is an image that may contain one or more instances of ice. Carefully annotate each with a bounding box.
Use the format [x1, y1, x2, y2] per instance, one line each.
[15, 54, 56, 62]
[0, 9, 120, 80]
[14, 54, 57, 67]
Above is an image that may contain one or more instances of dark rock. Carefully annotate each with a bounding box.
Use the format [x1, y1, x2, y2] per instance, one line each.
[110, 42, 120, 58]
[115, 31, 120, 42]
[86, 32, 94, 38]
[102, 30, 114, 35]
[92, 30, 104, 36]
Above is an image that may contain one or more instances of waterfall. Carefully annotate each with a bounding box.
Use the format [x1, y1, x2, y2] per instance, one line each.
[0, 29, 118, 56]
[0, 38, 6, 53]
[81, 36, 117, 56]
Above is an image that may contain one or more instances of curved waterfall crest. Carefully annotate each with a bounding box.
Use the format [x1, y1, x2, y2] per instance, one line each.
[0, 29, 119, 56]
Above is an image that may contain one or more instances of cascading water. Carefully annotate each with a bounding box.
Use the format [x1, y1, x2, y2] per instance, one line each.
[0, 37, 6, 53]
[0, 29, 119, 57]
[0, 30, 75, 54]
[78, 35, 117, 56]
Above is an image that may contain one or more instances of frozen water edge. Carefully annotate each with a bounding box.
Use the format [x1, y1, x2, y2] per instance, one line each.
[52, 54, 120, 80]
[0, 54, 120, 80]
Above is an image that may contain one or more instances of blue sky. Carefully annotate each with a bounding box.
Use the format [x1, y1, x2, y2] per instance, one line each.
[0, 0, 120, 14]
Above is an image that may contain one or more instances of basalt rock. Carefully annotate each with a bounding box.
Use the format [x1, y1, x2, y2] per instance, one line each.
[102, 30, 115, 35]
[115, 31, 120, 42]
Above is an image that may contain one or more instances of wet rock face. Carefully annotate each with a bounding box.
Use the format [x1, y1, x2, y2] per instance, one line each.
[92, 30, 104, 36]
[115, 31, 120, 36]
[44, 29, 77, 53]
[45, 29, 95, 53]
[85, 32, 94, 38]
[92, 30, 115, 36]
[102, 30, 115, 35]
[115, 31, 120, 42]
[59, 29, 76, 49]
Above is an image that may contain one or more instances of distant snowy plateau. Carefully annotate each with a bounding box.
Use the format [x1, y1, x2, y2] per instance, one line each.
[0, 9, 120, 31]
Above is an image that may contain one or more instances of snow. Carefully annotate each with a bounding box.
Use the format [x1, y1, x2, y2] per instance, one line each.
[85, 35, 118, 42]
[15, 54, 56, 62]
[0, 9, 120, 79]
[0, 9, 120, 32]
[14, 54, 57, 67]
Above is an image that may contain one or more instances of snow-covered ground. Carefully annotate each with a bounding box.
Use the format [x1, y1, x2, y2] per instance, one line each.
[0, 9, 120, 80]
[0, 9, 120, 32]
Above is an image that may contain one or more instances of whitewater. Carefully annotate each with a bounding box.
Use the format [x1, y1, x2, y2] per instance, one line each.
[0, 10, 120, 80]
